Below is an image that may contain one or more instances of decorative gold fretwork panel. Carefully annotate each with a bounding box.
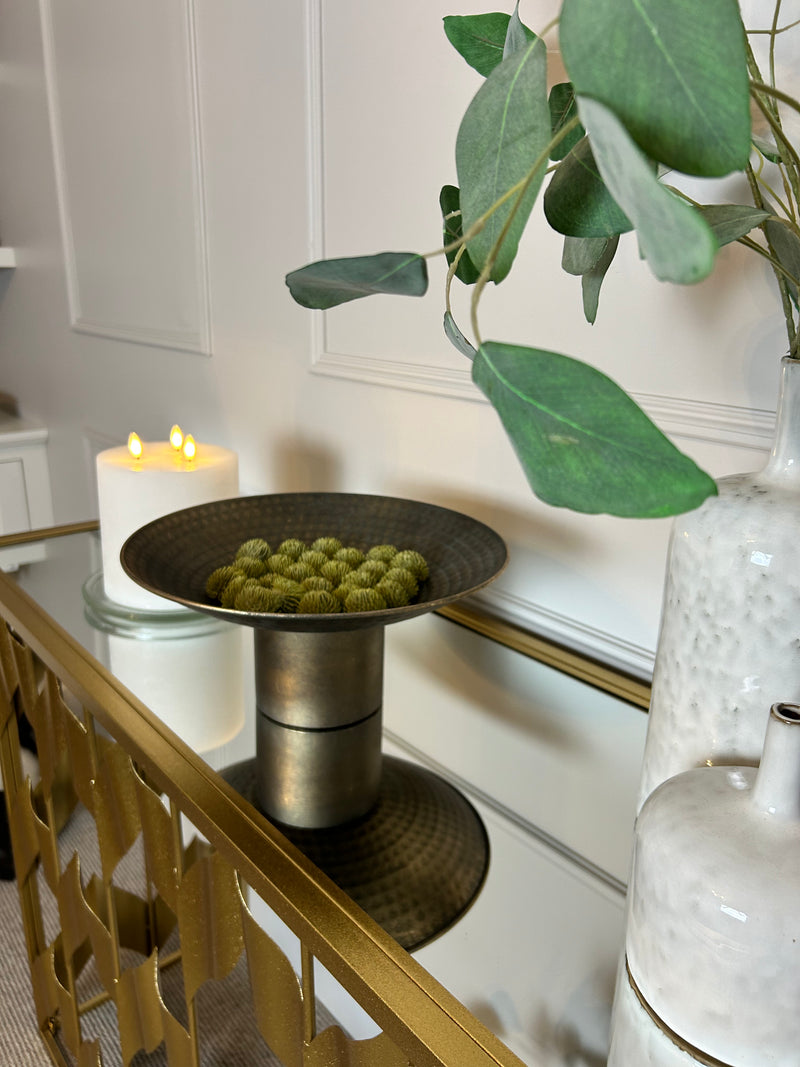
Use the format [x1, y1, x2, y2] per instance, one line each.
[0, 566, 525, 1067]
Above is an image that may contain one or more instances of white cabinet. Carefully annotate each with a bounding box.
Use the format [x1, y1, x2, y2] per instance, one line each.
[0, 412, 54, 569]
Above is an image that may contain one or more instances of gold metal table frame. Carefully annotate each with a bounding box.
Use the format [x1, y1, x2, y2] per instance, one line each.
[0, 522, 649, 1067]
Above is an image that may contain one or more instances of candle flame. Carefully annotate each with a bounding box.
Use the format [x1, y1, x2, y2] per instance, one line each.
[182, 434, 196, 462]
[128, 432, 143, 460]
[169, 424, 183, 451]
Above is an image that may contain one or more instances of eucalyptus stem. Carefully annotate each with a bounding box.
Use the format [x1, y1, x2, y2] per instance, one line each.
[467, 114, 582, 346]
[770, 0, 782, 91]
[745, 160, 798, 353]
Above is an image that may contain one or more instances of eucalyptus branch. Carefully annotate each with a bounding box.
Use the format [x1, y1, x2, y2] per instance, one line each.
[466, 114, 582, 345]
[748, 80, 800, 213]
[750, 81, 800, 120]
[751, 157, 796, 224]
[737, 232, 800, 292]
[744, 159, 798, 352]
[444, 244, 467, 319]
[748, 18, 800, 35]
[770, 0, 782, 92]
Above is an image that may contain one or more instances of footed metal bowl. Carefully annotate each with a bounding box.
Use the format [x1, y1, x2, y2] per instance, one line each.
[121, 492, 507, 632]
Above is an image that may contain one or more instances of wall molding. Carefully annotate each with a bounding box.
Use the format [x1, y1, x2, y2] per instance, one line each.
[303, 4, 774, 454]
[39, 0, 212, 356]
[471, 585, 657, 682]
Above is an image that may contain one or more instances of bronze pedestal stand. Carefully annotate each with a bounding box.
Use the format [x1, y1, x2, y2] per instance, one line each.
[122, 493, 507, 950]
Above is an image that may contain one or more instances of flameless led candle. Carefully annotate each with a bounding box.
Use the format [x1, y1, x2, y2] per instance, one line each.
[96, 428, 238, 609]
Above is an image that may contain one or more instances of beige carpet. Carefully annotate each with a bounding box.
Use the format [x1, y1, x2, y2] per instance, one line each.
[0, 873, 50, 1065]
[0, 804, 339, 1066]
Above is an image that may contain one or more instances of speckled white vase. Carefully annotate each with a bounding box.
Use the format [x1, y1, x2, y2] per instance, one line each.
[638, 357, 800, 811]
[608, 960, 719, 1067]
[620, 702, 800, 1066]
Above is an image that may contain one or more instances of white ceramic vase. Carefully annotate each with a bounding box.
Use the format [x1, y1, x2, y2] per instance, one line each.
[614, 702, 800, 1066]
[638, 356, 800, 810]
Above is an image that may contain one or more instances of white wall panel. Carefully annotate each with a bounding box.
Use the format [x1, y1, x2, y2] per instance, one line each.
[41, 0, 210, 353]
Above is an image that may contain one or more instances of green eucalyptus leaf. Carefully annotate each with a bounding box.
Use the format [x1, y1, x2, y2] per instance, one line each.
[582, 235, 620, 324]
[765, 219, 800, 305]
[697, 204, 771, 247]
[443, 13, 511, 76]
[440, 185, 480, 285]
[286, 252, 427, 310]
[544, 136, 633, 237]
[752, 136, 782, 163]
[561, 235, 610, 276]
[548, 83, 584, 161]
[444, 311, 477, 360]
[503, 2, 533, 58]
[457, 38, 549, 283]
[578, 96, 717, 284]
[560, 0, 751, 177]
[472, 341, 716, 516]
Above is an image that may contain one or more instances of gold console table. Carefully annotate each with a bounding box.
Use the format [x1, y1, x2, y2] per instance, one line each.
[0, 522, 532, 1067]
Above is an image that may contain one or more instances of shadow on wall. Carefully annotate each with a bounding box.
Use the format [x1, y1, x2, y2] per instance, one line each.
[389, 612, 585, 754]
[271, 437, 343, 493]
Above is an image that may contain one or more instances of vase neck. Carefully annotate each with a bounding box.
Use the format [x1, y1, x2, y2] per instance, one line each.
[762, 357, 800, 483]
[751, 703, 800, 819]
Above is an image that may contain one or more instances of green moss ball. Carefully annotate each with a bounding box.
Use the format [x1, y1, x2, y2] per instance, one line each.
[358, 560, 388, 583]
[234, 584, 284, 613]
[367, 544, 397, 563]
[277, 538, 306, 560]
[235, 538, 271, 561]
[220, 574, 248, 608]
[392, 550, 429, 581]
[299, 550, 329, 572]
[335, 546, 365, 567]
[266, 554, 292, 575]
[310, 537, 343, 558]
[286, 561, 315, 582]
[297, 590, 341, 614]
[270, 575, 303, 611]
[383, 566, 418, 596]
[301, 576, 333, 592]
[206, 565, 238, 599]
[376, 578, 411, 608]
[344, 588, 387, 613]
[320, 559, 351, 585]
[339, 570, 373, 590]
[233, 556, 267, 579]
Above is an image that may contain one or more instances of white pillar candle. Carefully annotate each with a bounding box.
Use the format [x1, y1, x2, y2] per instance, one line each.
[96, 434, 238, 609]
[107, 627, 245, 754]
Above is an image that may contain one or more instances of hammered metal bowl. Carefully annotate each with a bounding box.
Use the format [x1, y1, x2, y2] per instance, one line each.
[121, 493, 507, 632]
